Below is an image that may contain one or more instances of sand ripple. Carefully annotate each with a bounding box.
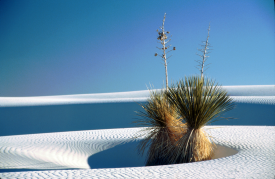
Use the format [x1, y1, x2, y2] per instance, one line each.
[0, 126, 274, 178]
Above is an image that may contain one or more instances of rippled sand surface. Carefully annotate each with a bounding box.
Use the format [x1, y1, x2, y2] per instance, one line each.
[0, 85, 274, 178]
[0, 126, 274, 178]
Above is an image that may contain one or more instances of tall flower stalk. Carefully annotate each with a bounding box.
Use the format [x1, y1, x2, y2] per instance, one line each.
[155, 13, 176, 90]
[196, 24, 211, 78]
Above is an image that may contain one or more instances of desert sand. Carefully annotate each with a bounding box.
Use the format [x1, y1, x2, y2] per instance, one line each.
[0, 85, 274, 178]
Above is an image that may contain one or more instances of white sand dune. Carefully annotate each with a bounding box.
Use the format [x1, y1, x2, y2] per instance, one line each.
[0, 85, 274, 178]
[0, 85, 274, 107]
[0, 126, 274, 178]
[0, 128, 139, 170]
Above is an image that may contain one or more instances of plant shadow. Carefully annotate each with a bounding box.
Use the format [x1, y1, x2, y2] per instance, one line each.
[87, 140, 238, 169]
[88, 141, 147, 169]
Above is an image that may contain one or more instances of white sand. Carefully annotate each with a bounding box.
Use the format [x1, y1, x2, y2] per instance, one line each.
[0, 85, 274, 178]
[0, 126, 274, 178]
[0, 85, 274, 107]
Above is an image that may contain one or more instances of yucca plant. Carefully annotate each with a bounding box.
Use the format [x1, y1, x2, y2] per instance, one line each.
[134, 76, 234, 165]
[165, 76, 235, 163]
[134, 89, 186, 166]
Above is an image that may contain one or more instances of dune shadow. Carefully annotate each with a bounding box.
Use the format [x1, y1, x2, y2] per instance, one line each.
[0, 102, 145, 136]
[0, 101, 274, 137]
[211, 103, 275, 126]
[87, 140, 238, 169]
[88, 141, 147, 169]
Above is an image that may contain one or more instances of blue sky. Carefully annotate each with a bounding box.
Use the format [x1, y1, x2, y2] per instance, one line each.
[0, 0, 274, 96]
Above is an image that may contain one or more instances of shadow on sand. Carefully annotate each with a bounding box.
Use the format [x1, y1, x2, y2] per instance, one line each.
[0, 102, 274, 137]
[87, 141, 238, 169]
[88, 141, 147, 169]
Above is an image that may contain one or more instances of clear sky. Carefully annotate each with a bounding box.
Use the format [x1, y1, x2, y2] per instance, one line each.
[0, 0, 274, 97]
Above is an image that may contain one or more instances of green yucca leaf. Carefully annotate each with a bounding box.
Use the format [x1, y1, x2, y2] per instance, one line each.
[134, 76, 235, 165]
[166, 76, 235, 129]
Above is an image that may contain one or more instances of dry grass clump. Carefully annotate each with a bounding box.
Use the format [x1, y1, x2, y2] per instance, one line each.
[134, 76, 234, 165]
[168, 128, 214, 163]
[134, 89, 186, 166]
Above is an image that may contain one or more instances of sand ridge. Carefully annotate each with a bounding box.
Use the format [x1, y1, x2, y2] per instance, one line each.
[0, 85, 274, 107]
[0, 126, 274, 178]
[0, 85, 274, 178]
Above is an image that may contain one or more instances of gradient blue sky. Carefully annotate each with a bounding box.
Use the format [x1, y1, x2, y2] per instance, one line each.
[0, 0, 274, 96]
